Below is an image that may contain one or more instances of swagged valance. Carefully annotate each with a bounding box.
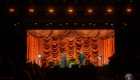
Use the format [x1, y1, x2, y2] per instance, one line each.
[27, 30, 115, 40]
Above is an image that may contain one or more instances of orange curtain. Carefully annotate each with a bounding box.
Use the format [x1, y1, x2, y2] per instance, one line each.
[98, 37, 115, 66]
[26, 35, 44, 66]
[27, 30, 115, 66]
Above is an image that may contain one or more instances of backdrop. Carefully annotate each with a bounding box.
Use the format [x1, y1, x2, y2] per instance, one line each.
[27, 30, 115, 66]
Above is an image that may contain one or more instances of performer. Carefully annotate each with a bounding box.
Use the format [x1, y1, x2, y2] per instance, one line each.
[60, 52, 67, 68]
[79, 51, 85, 66]
[41, 55, 46, 68]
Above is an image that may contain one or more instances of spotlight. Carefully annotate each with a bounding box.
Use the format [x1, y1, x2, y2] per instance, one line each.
[125, 23, 127, 26]
[108, 9, 112, 12]
[47, 24, 49, 26]
[50, 23, 53, 25]
[10, 9, 14, 12]
[35, 23, 37, 25]
[74, 23, 77, 25]
[49, 9, 53, 12]
[111, 23, 113, 26]
[89, 23, 92, 25]
[75, 1, 77, 2]
[88, 10, 92, 13]
[127, 9, 131, 12]
[29, 9, 34, 12]
[60, 24, 62, 26]
[82, 24, 84, 26]
[69, 9, 73, 12]
[66, 23, 68, 25]
[93, 24, 95, 26]
[14, 24, 16, 26]
[131, 0, 132, 2]
[105, 23, 108, 25]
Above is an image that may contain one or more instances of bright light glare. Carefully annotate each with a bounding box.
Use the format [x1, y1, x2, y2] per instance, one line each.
[108, 9, 112, 12]
[49, 10, 53, 12]
[69, 10, 73, 12]
[127, 9, 131, 12]
[10, 9, 14, 12]
[29, 9, 34, 12]
[88, 10, 92, 13]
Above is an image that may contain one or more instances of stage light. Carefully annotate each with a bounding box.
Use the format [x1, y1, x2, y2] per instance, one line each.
[108, 9, 112, 12]
[75, 1, 77, 2]
[49, 9, 53, 12]
[111, 23, 113, 26]
[69, 9, 73, 12]
[29, 9, 34, 12]
[89, 23, 92, 25]
[17, 23, 20, 25]
[66, 23, 68, 25]
[74, 23, 77, 25]
[88, 10, 92, 13]
[10, 9, 14, 12]
[50, 23, 53, 25]
[31, 1, 32, 3]
[14, 24, 16, 26]
[93, 24, 95, 26]
[105, 23, 108, 25]
[47, 24, 49, 26]
[35, 23, 37, 25]
[131, 0, 132, 2]
[82, 24, 84, 26]
[60, 24, 62, 26]
[125, 23, 127, 26]
[127, 9, 131, 12]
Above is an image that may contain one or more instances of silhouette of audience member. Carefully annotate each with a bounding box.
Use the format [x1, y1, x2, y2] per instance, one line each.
[26, 64, 38, 80]
[33, 64, 44, 80]
[13, 58, 24, 74]
[14, 70, 31, 80]
[2, 64, 15, 77]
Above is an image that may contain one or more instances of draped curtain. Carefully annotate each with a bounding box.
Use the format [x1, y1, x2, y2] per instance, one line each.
[27, 30, 115, 66]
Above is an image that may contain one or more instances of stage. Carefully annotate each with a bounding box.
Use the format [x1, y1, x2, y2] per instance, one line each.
[26, 30, 115, 67]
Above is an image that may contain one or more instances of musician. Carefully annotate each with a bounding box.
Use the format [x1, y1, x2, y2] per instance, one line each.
[61, 52, 67, 68]
[41, 55, 46, 68]
[79, 51, 85, 66]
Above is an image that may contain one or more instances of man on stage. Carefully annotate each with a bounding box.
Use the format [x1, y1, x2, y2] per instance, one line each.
[60, 52, 67, 68]
[79, 51, 85, 67]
